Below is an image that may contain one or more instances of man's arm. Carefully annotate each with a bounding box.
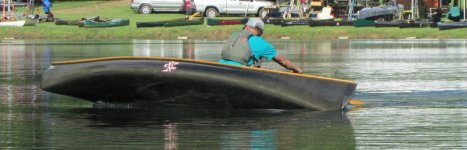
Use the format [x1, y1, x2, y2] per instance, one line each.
[272, 54, 303, 74]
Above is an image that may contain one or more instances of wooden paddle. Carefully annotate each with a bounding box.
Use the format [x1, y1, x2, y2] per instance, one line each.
[349, 99, 364, 105]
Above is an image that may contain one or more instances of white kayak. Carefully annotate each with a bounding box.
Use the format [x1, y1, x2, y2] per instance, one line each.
[0, 20, 26, 27]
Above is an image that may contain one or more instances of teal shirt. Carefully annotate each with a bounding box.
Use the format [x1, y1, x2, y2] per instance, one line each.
[219, 35, 278, 66]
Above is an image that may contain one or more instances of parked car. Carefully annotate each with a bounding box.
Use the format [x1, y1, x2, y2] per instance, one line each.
[130, 0, 185, 14]
[195, 0, 275, 18]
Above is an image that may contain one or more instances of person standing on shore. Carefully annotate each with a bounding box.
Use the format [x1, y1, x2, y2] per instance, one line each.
[42, 0, 54, 21]
[184, 0, 196, 16]
[219, 18, 303, 74]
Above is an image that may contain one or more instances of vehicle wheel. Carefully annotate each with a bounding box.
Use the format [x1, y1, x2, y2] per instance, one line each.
[205, 8, 218, 18]
[139, 4, 153, 14]
[257, 8, 268, 19]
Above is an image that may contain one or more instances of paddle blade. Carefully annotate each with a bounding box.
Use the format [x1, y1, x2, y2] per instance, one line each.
[349, 99, 364, 105]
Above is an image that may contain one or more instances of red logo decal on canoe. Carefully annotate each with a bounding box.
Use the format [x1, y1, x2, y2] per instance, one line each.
[163, 61, 179, 72]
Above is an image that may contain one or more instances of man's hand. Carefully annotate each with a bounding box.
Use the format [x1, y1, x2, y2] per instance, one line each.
[291, 67, 303, 74]
[273, 54, 303, 74]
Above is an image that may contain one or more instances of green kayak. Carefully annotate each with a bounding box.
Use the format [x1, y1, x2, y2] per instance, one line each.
[83, 19, 130, 28]
[353, 19, 375, 27]
[55, 18, 82, 26]
[55, 16, 100, 26]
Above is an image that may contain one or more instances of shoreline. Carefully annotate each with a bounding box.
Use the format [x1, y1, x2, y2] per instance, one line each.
[1, 0, 467, 40]
[3, 24, 467, 40]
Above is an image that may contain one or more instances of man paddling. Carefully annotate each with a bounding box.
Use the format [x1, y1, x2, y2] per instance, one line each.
[219, 18, 303, 74]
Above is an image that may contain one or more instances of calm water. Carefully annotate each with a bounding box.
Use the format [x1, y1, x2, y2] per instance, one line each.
[1, 39, 466, 149]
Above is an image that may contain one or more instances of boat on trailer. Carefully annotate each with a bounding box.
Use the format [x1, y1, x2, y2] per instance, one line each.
[41, 57, 357, 111]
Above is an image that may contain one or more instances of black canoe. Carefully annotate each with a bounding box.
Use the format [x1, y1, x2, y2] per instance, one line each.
[280, 19, 309, 27]
[398, 20, 430, 28]
[438, 21, 467, 30]
[136, 17, 204, 28]
[374, 20, 402, 27]
[263, 17, 283, 25]
[207, 18, 248, 26]
[40, 57, 357, 111]
[308, 20, 353, 27]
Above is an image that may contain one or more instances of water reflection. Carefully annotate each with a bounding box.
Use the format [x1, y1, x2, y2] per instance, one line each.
[348, 107, 467, 149]
[64, 107, 355, 149]
[131, 39, 224, 61]
[1, 39, 467, 149]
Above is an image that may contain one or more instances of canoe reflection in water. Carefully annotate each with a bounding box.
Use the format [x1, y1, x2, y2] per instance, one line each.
[68, 107, 356, 149]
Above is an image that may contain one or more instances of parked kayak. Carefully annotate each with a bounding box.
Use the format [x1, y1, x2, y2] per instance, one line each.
[398, 20, 430, 28]
[83, 19, 130, 28]
[137, 17, 204, 28]
[41, 57, 357, 111]
[281, 19, 309, 27]
[374, 20, 402, 27]
[207, 18, 248, 26]
[0, 20, 26, 27]
[429, 21, 442, 28]
[353, 19, 375, 27]
[55, 18, 82, 26]
[308, 20, 353, 27]
[437, 21, 467, 30]
[263, 17, 283, 25]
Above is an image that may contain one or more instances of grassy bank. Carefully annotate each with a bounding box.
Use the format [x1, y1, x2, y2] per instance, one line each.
[2, 0, 467, 40]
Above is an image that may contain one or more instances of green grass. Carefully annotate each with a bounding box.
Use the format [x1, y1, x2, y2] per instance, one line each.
[2, 0, 467, 40]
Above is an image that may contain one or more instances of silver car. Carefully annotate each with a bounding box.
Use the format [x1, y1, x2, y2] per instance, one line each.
[196, 0, 275, 18]
[130, 0, 185, 14]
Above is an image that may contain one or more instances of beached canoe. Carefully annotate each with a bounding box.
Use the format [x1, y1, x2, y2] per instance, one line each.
[41, 57, 357, 111]
[55, 16, 101, 26]
[374, 20, 402, 27]
[0, 20, 26, 27]
[437, 21, 467, 30]
[353, 19, 375, 27]
[55, 18, 82, 26]
[137, 17, 204, 28]
[398, 20, 430, 28]
[263, 17, 283, 25]
[207, 18, 248, 26]
[308, 20, 353, 27]
[83, 19, 130, 28]
[280, 19, 309, 27]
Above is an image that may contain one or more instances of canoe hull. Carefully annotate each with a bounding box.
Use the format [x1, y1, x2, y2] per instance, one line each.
[207, 18, 248, 26]
[308, 20, 353, 27]
[374, 20, 401, 27]
[438, 21, 467, 30]
[353, 19, 375, 27]
[137, 18, 204, 28]
[263, 17, 283, 25]
[0, 20, 26, 27]
[398, 20, 429, 28]
[281, 19, 309, 27]
[55, 18, 82, 25]
[83, 19, 130, 28]
[41, 57, 357, 110]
